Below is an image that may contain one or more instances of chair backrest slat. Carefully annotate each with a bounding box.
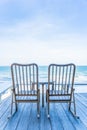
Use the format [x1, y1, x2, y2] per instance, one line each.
[58, 66, 61, 93]
[29, 66, 31, 91]
[61, 66, 64, 94]
[22, 66, 25, 94]
[26, 66, 28, 94]
[64, 66, 68, 94]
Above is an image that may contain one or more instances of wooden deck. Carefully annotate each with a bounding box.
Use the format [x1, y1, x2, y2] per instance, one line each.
[0, 93, 87, 130]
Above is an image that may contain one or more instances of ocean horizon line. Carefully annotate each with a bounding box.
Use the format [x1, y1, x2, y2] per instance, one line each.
[0, 64, 87, 67]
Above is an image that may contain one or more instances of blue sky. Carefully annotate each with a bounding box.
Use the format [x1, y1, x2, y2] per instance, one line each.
[0, 0, 87, 65]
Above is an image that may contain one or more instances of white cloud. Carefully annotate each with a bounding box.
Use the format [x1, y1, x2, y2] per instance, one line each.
[0, 0, 87, 65]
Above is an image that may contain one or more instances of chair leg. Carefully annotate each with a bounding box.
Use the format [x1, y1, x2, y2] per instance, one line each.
[11, 99, 13, 115]
[46, 90, 47, 102]
[37, 102, 40, 118]
[11, 93, 17, 116]
[37, 90, 40, 118]
[46, 90, 50, 118]
[48, 102, 50, 118]
[8, 93, 17, 119]
[11, 93, 13, 115]
[15, 101, 18, 112]
[69, 92, 79, 118]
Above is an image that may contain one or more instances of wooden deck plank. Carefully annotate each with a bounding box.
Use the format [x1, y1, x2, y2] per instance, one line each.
[0, 97, 11, 118]
[75, 95, 87, 128]
[76, 102, 87, 129]
[61, 103, 87, 130]
[49, 104, 64, 130]
[80, 93, 87, 98]
[16, 103, 32, 130]
[76, 95, 87, 115]
[39, 107, 51, 130]
[76, 93, 87, 105]
[4, 103, 25, 130]
[0, 98, 9, 107]
[43, 107, 51, 130]
[0, 97, 11, 130]
[27, 103, 40, 130]
[0, 106, 10, 130]
[0, 93, 87, 130]
[54, 103, 75, 130]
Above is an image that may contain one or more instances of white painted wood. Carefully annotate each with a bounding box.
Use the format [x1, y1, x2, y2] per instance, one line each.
[0, 94, 87, 130]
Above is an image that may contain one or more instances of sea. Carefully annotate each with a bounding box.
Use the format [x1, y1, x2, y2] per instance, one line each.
[0, 66, 87, 93]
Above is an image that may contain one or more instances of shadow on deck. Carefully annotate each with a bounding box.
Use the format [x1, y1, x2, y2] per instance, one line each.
[0, 93, 87, 130]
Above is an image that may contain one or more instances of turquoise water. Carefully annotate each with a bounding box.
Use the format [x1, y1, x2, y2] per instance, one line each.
[0, 66, 87, 93]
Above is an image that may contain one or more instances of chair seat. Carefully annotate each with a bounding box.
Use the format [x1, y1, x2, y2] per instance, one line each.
[15, 90, 38, 101]
[48, 90, 71, 95]
[16, 95, 38, 101]
[48, 90, 70, 101]
[49, 95, 70, 101]
[15, 90, 38, 95]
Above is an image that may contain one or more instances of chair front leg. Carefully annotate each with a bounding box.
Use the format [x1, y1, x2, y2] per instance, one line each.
[46, 90, 50, 118]
[69, 90, 79, 118]
[11, 89, 17, 115]
[11, 92, 13, 115]
[37, 89, 40, 118]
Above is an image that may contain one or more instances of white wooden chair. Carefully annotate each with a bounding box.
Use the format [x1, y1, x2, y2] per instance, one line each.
[11, 63, 40, 118]
[46, 63, 78, 118]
